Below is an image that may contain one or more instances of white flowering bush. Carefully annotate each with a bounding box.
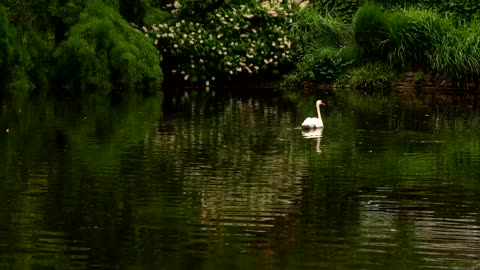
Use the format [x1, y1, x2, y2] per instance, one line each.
[143, 0, 309, 87]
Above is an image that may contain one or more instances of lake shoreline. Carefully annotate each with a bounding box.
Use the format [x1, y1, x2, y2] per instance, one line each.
[161, 73, 480, 108]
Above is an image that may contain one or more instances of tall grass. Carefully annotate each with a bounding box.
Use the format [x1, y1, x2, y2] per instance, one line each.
[289, 5, 352, 56]
[352, 4, 480, 85]
[385, 9, 448, 70]
[283, 45, 354, 86]
[353, 4, 389, 62]
[429, 22, 480, 84]
[284, 7, 354, 87]
[290, 3, 480, 95]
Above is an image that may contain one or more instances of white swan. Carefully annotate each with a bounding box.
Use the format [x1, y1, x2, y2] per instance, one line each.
[301, 100, 325, 129]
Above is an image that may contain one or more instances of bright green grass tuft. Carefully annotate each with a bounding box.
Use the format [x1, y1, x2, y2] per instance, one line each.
[353, 4, 390, 61]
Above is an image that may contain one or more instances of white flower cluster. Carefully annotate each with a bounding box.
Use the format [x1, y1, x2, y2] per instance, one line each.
[165, 1, 182, 15]
[144, 0, 300, 84]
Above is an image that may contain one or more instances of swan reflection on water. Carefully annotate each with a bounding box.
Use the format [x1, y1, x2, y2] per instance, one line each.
[302, 128, 323, 153]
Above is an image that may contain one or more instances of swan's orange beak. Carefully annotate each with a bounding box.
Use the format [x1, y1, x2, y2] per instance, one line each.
[320, 101, 326, 106]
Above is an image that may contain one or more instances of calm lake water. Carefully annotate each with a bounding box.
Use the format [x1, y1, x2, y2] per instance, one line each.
[1, 91, 480, 269]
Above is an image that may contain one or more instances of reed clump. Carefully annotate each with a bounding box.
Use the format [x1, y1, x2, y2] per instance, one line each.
[352, 4, 480, 86]
[352, 4, 390, 62]
[385, 9, 449, 70]
[283, 6, 355, 88]
[289, 6, 353, 56]
[429, 21, 480, 85]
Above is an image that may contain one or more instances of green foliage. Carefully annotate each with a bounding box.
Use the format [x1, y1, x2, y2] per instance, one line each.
[288, 6, 352, 57]
[0, 6, 15, 74]
[119, 0, 147, 25]
[384, 8, 449, 71]
[147, 0, 306, 83]
[7, 66, 32, 95]
[4, 0, 480, 95]
[286, 2, 480, 95]
[4, 0, 51, 13]
[421, 0, 480, 22]
[104, 0, 120, 10]
[352, 4, 480, 82]
[315, 0, 480, 22]
[4, 0, 51, 29]
[412, 71, 424, 85]
[0, 6, 49, 94]
[56, 0, 86, 26]
[54, 0, 163, 92]
[353, 4, 390, 61]
[21, 31, 54, 88]
[335, 62, 396, 95]
[283, 6, 354, 86]
[315, 0, 365, 22]
[429, 23, 480, 83]
[284, 46, 353, 86]
[143, 8, 172, 27]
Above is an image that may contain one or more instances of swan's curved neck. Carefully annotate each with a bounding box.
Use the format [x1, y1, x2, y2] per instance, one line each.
[316, 102, 322, 121]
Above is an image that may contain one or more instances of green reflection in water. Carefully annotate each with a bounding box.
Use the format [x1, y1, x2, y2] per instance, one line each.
[1, 92, 480, 269]
[0, 93, 163, 269]
[300, 98, 480, 270]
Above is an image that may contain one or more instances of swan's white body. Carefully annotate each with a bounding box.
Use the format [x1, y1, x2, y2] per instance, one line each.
[301, 100, 325, 129]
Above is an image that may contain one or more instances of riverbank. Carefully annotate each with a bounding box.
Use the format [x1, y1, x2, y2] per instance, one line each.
[397, 73, 480, 107]
[4, 0, 480, 101]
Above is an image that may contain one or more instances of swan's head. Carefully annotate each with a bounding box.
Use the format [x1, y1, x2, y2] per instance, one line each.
[316, 100, 326, 106]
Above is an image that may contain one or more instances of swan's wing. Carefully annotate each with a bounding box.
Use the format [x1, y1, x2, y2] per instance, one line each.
[302, 117, 323, 128]
[301, 117, 314, 127]
[314, 118, 324, 128]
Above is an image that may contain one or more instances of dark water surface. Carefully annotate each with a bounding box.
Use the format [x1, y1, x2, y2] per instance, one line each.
[1, 92, 480, 269]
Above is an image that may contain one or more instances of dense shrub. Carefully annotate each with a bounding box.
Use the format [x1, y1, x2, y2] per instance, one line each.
[119, 0, 170, 26]
[53, 0, 163, 92]
[147, 0, 310, 85]
[143, 8, 172, 27]
[0, 6, 16, 81]
[17, 30, 53, 89]
[284, 46, 353, 86]
[0, 6, 53, 94]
